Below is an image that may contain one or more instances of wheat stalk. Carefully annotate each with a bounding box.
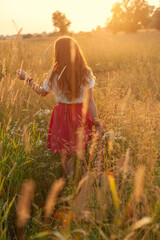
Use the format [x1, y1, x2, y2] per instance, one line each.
[44, 178, 66, 219]
[16, 179, 35, 228]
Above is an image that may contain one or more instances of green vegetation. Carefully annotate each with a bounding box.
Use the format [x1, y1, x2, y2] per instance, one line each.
[0, 31, 160, 239]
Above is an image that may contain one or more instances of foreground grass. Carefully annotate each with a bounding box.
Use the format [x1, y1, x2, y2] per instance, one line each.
[0, 31, 160, 239]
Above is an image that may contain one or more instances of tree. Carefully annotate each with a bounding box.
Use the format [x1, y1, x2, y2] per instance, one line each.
[107, 2, 125, 33]
[52, 11, 71, 34]
[127, 0, 154, 30]
[107, 0, 154, 33]
[150, 7, 160, 30]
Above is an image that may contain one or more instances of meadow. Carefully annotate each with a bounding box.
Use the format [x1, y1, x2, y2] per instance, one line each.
[0, 30, 160, 239]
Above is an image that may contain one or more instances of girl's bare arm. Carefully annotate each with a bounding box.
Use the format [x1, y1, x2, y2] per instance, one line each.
[88, 88, 104, 137]
[17, 69, 49, 97]
[87, 88, 100, 125]
[28, 80, 49, 97]
[87, 88, 104, 135]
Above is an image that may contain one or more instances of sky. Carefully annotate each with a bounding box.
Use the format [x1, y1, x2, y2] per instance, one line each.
[1, 0, 160, 36]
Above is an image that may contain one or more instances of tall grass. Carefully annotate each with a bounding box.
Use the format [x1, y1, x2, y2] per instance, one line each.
[0, 31, 160, 239]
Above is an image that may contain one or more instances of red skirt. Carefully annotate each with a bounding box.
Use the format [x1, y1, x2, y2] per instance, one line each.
[47, 102, 94, 154]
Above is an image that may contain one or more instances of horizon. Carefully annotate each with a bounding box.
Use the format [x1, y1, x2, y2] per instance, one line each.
[1, 0, 159, 36]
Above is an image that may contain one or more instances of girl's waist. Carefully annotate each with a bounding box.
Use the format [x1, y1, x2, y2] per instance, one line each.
[58, 102, 83, 106]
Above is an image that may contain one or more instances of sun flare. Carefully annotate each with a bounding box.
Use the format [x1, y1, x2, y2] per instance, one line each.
[1, 0, 159, 35]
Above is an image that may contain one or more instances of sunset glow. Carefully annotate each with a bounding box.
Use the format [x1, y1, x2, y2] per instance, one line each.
[1, 0, 159, 35]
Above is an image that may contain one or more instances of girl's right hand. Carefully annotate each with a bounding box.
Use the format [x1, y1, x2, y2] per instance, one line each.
[16, 69, 26, 80]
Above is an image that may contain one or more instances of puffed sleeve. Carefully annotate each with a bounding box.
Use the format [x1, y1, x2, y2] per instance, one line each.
[86, 71, 95, 89]
[43, 77, 51, 93]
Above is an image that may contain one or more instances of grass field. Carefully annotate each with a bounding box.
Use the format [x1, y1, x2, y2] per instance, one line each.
[1, 30, 160, 239]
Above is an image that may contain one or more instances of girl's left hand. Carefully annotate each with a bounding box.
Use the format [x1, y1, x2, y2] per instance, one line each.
[16, 69, 26, 80]
[96, 125, 104, 138]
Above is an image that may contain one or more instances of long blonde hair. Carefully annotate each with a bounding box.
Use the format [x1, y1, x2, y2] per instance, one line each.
[48, 36, 92, 101]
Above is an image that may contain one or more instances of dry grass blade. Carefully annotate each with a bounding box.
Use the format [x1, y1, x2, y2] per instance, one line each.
[51, 231, 66, 240]
[0, 88, 5, 103]
[98, 227, 110, 240]
[76, 174, 89, 193]
[108, 130, 114, 157]
[6, 115, 12, 132]
[16, 179, 35, 228]
[76, 88, 89, 160]
[133, 166, 146, 203]
[12, 89, 19, 106]
[123, 217, 152, 240]
[7, 162, 17, 178]
[0, 141, 2, 155]
[29, 231, 52, 239]
[12, 19, 19, 32]
[44, 178, 66, 219]
[15, 116, 30, 133]
[82, 88, 89, 125]
[132, 217, 152, 230]
[121, 88, 132, 114]
[2, 58, 6, 76]
[89, 132, 99, 165]
[71, 40, 76, 63]
[123, 231, 135, 240]
[72, 228, 88, 237]
[120, 148, 130, 197]
[0, 228, 7, 239]
[9, 26, 23, 71]
[12, 27, 23, 50]
[123, 148, 130, 180]
[23, 125, 30, 152]
[108, 172, 120, 212]
[2, 196, 16, 224]
[76, 126, 85, 160]
[61, 154, 66, 174]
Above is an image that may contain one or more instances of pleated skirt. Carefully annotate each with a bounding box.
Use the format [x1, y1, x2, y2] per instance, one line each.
[47, 102, 93, 154]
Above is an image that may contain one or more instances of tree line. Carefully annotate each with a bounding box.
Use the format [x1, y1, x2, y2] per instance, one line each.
[52, 0, 160, 34]
[107, 0, 160, 33]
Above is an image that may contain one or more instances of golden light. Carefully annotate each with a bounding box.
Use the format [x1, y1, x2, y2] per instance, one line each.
[0, 0, 159, 35]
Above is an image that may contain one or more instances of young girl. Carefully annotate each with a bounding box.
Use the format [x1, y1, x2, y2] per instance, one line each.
[17, 36, 103, 177]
